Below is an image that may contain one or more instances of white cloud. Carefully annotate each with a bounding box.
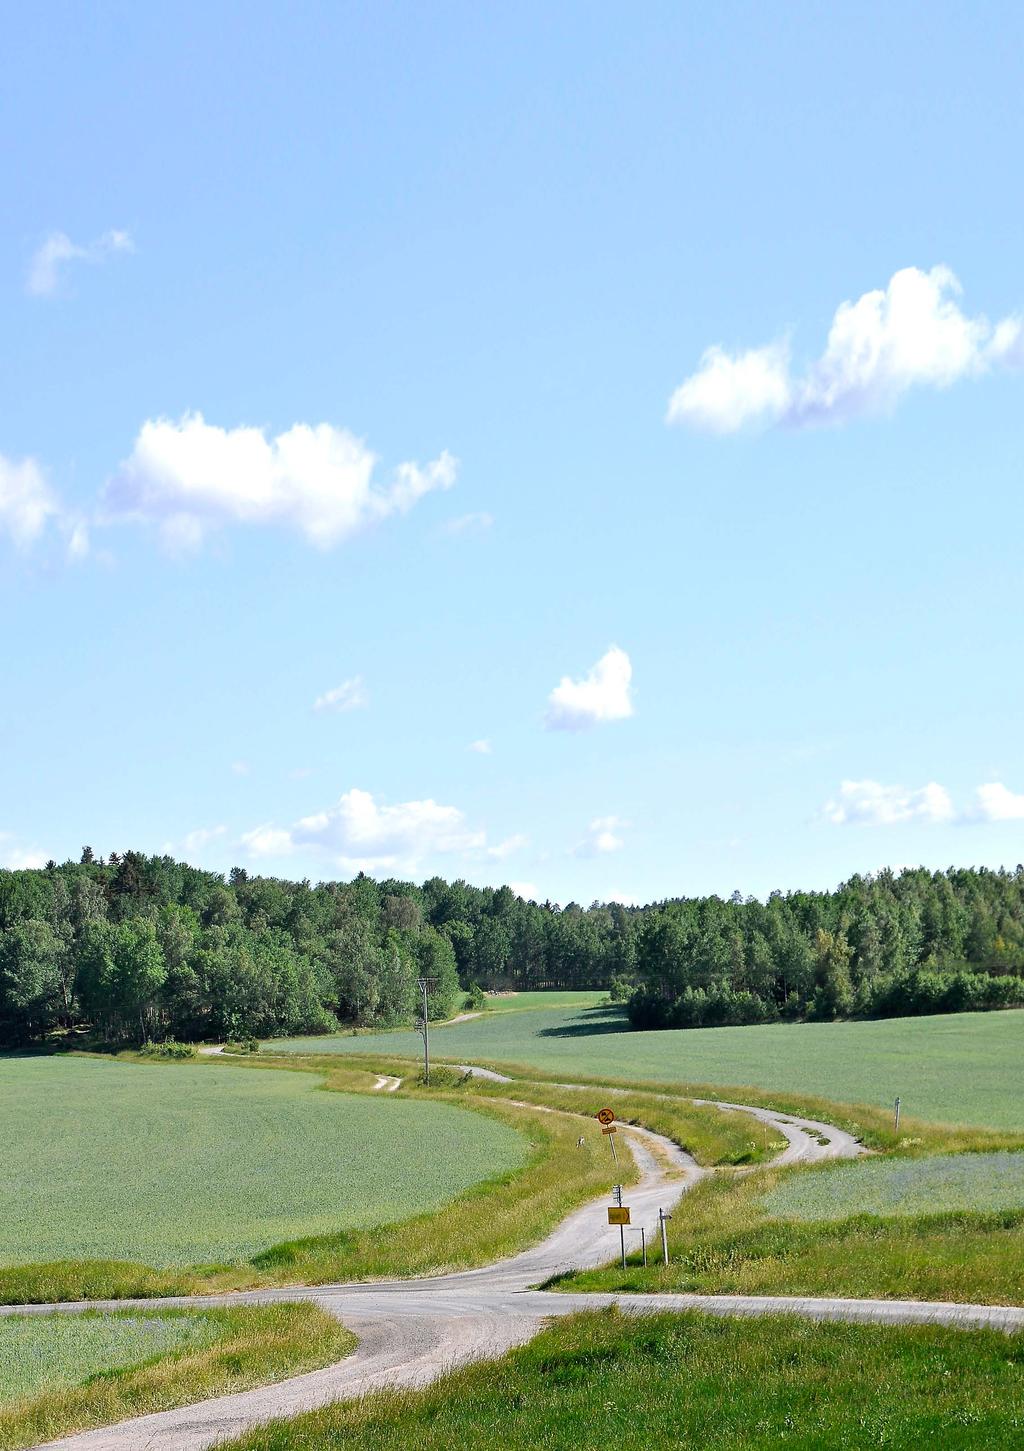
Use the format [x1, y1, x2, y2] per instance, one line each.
[669, 266, 1024, 432]
[506, 880, 539, 902]
[182, 825, 227, 854]
[442, 511, 494, 536]
[0, 455, 60, 548]
[240, 824, 295, 858]
[824, 779, 955, 826]
[667, 342, 791, 433]
[0, 835, 49, 870]
[0, 453, 86, 559]
[546, 646, 634, 731]
[313, 676, 368, 713]
[101, 412, 456, 550]
[487, 833, 529, 860]
[607, 891, 640, 907]
[973, 783, 1024, 822]
[27, 228, 133, 298]
[244, 787, 488, 875]
[574, 815, 627, 856]
[469, 739, 492, 755]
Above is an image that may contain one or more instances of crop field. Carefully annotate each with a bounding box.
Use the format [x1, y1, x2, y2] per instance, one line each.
[0, 1058, 527, 1268]
[762, 1151, 1024, 1221]
[0, 1311, 220, 1403]
[270, 998, 1024, 1130]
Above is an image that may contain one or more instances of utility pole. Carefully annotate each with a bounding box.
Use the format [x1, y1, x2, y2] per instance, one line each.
[659, 1207, 672, 1266]
[416, 977, 435, 1084]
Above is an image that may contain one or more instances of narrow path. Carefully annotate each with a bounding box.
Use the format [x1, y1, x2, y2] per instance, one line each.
[13, 1082, 1012, 1451]
[371, 1074, 402, 1092]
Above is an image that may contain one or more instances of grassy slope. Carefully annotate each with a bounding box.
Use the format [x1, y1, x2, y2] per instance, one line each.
[270, 1000, 1024, 1131]
[0, 1056, 526, 1267]
[223, 1310, 1024, 1451]
[0, 1305, 352, 1451]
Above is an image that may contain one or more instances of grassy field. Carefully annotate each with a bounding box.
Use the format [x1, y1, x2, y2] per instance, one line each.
[224, 1309, 1024, 1451]
[0, 1304, 352, 1451]
[1, 1055, 646, 1303]
[0, 1056, 526, 1269]
[270, 998, 1024, 1130]
[762, 1151, 1024, 1220]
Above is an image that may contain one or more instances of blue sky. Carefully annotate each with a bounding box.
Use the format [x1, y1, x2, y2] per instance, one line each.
[3, 1, 1023, 904]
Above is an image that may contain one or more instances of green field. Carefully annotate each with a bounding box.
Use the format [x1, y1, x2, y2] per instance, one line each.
[0, 1311, 219, 1402]
[0, 1057, 527, 1267]
[763, 1151, 1024, 1221]
[271, 999, 1024, 1129]
[226, 1310, 1024, 1451]
[0, 1303, 353, 1451]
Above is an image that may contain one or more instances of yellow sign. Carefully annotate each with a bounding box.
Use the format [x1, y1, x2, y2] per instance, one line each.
[608, 1206, 631, 1226]
[601, 1125, 617, 1135]
[596, 1107, 615, 1126]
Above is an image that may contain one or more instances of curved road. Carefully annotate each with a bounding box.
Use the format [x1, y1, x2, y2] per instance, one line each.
[8, 1089, 1021, 1450]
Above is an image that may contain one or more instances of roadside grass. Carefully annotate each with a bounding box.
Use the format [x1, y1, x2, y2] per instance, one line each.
[0, 1304, 352, 1451]
[339, 1054, 777, 1166]
[267, 999, 1024, 1132]
[221, 1309, 1024, 1451]
[557, 1159, 1024, 1304]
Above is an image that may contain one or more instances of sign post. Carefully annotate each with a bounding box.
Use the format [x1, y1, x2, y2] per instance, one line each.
[894, 1096, 901, 1132]
[597, 1106, 618, 1165]
[609, 1183, 629, 1268]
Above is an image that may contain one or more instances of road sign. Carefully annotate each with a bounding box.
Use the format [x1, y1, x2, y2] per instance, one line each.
[608, 1206, 631, 1226]
[597, 1107, 615, 1125]
[601, 1125, 617, 1135]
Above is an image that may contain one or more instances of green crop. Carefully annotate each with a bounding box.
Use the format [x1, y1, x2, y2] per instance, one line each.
[0, 1057, 526, 1268]
[763, 1151, 1024, 1221]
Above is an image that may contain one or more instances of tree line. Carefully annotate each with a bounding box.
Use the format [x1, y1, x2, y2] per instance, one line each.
[1, 851, 1023, 1045]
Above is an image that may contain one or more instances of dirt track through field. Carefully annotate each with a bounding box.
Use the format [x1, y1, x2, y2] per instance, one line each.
[9, 1083, 1020, 1451]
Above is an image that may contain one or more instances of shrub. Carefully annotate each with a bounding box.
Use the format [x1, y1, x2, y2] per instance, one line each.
[139, 1039, 196, 1059]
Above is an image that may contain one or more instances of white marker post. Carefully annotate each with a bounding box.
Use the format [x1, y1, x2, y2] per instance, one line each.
[659, 1207, 672, 1266]
[894, 1096, 901, 1132]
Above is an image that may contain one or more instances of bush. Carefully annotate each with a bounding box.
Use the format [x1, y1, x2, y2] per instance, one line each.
[139, 1039, 196, 1059]
[464, 982, 488, 1012]
[223, 1037, 260, 1055]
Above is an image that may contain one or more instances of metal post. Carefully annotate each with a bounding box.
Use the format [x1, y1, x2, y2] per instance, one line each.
[620, 1222, 626, 1269]
[640, 1226, 647, 1267]
[894, 1096, 901, 1132]
[608, 1132, 618, 1166]
[659, 1207, 672, 1266]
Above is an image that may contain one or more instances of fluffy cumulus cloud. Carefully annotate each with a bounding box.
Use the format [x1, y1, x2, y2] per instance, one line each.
[825, 778, 1024, 827]
[546, 646, 634, 731]
[27, 228, 133, 297]
[824, 779, 955, 827]
[574, 815, 626, 856]
[973, 783, 1024, 822]
[669, 266, 1024, 432]
[101, 413, 457, 550]
[313, 676, 368, 713]
[506, 881, 540, 902]
[243, 787, 489, 875]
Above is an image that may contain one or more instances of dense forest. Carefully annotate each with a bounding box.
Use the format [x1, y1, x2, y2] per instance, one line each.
[1, 851, 1024, 1045]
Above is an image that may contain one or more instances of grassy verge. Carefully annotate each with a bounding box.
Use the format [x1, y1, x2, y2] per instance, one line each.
[353, 1057, 776, 1166]
[0, 1304, 352, 1451]
[221, 1309, 1024, 1450]
[557, 1160, 1024, 1304]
